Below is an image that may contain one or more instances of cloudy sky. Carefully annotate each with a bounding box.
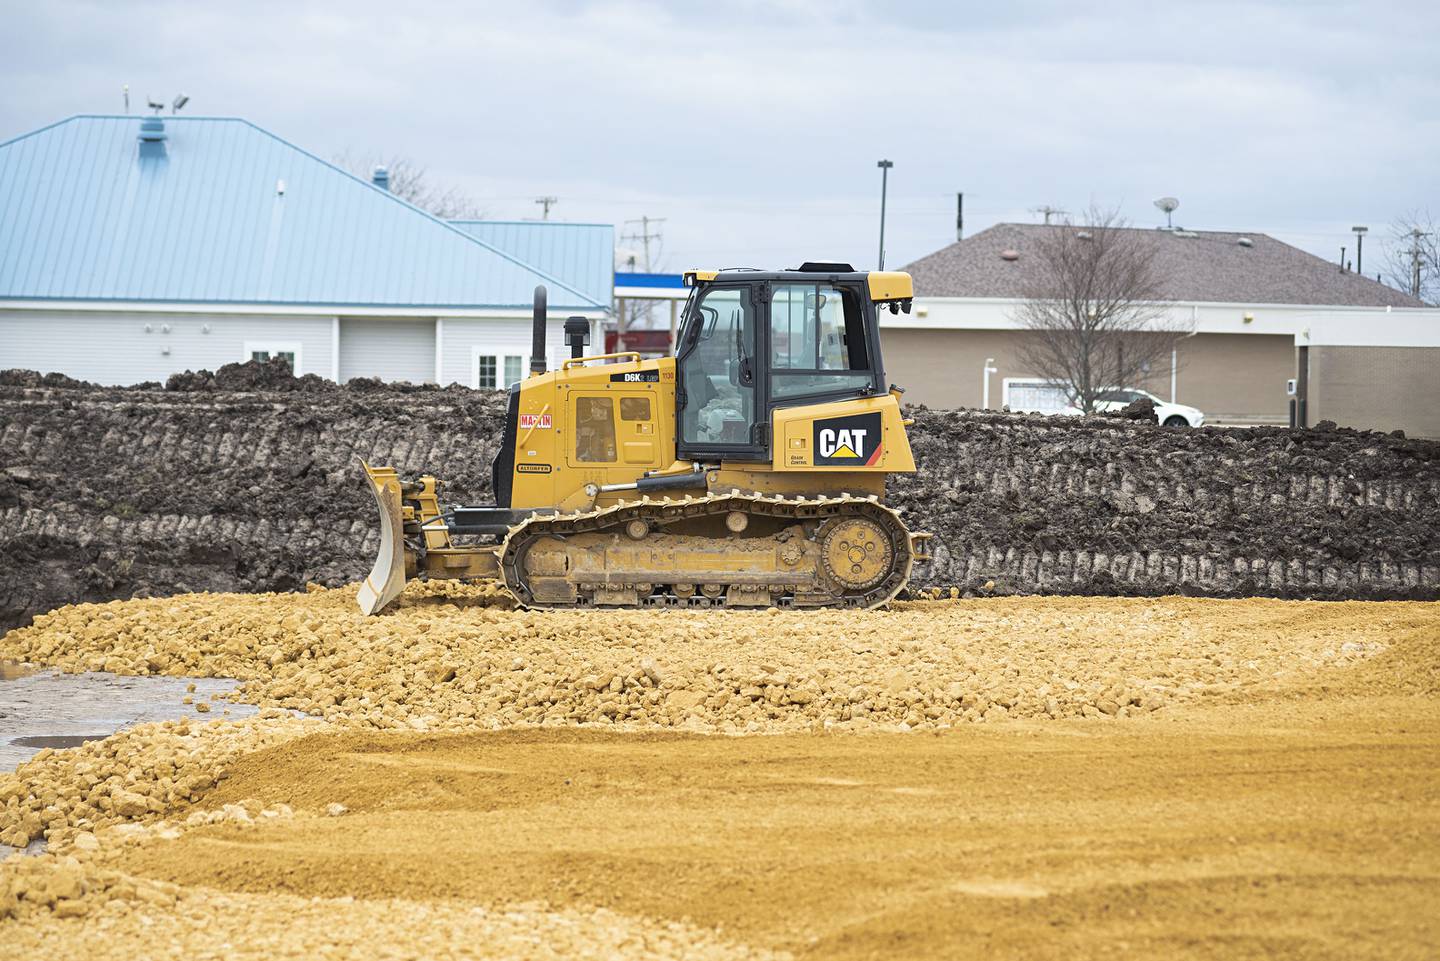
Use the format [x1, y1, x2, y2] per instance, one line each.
[2, 0, 1437, 278]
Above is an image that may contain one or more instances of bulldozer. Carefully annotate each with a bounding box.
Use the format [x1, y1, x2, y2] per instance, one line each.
[358, 263, 931, 615]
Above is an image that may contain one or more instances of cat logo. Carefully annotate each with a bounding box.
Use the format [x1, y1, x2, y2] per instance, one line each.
[819, 429, 863, 459]
[812, 412, 884, 467]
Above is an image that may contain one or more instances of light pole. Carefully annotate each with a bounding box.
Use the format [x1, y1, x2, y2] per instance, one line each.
[1352, 225, 1368, 274]
[876, 159, 893, 269]
[981, 357, 997, 409]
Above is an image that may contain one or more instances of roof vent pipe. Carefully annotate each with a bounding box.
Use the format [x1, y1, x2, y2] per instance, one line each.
[530, 286, 548, 375]
[137, 116, 167, 160]
[371, 165, 390, 191]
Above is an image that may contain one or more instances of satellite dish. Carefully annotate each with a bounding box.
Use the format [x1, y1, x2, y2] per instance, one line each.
[1154, 196, 1179, 229]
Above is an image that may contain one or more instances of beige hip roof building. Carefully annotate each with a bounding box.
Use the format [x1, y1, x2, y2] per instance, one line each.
[884, 223, 1440, 438]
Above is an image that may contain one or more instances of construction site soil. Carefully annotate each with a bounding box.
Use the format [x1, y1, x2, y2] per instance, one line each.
[2, 361, 1438, 631]
[1, 588, 1437, 959]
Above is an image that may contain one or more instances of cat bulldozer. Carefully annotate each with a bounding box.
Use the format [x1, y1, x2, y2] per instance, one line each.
[358, 263, 931, 615]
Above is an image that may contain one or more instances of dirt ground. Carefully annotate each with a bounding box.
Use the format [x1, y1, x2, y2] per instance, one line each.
[107, 705, 1440, 960]
[2, 592, 1437, 959]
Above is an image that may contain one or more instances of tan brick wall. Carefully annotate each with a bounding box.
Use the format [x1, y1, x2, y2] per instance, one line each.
[1309, 346, 1440, 438]
[881, 329, 1293, 420]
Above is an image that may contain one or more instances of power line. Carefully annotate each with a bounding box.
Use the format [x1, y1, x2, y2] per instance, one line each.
[534, 196, 558, 220]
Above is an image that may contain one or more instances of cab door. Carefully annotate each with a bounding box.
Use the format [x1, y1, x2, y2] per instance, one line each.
[675, 284, 766, 460]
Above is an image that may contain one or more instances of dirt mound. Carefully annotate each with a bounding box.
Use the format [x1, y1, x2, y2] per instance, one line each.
[1, 368, 1437, 629]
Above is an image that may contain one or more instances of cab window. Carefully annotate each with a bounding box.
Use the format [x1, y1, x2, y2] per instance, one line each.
[574, 396, 617, 462]
[768, 284, 873, 399]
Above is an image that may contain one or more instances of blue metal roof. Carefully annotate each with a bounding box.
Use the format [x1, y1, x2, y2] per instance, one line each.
[450, 220, 613, 309]
[0, 115, 606, 310]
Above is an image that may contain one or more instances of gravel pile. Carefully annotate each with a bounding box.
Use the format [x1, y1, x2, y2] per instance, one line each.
[4, 586, 1426, 749]
[0, 712, 322, 849]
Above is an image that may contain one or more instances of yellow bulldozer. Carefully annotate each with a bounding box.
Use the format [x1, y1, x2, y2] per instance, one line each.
[358, 263, 931, 615]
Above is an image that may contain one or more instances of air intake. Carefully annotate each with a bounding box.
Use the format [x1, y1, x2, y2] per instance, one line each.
[137, 116, 167, 160]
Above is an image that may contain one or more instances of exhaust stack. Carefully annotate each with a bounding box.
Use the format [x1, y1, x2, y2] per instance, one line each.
[530, 285, 547, 375]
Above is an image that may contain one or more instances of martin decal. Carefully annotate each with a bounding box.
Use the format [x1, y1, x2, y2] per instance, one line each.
[518, 413, 552, 430]
[813, 411, 884, 466]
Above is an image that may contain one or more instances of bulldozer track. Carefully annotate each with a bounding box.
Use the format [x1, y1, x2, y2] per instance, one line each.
[497, 491, 916, 611]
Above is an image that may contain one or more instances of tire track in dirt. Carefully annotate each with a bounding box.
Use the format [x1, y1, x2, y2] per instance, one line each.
[2, 361, 1437, 631]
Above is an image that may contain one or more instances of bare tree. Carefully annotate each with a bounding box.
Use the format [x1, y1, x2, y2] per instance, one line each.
[1381, 211, 1438, 305]
[334, 151, 488, 220]
[1013, 207, 1186, 414]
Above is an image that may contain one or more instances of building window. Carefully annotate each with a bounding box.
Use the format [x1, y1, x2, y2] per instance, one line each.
[243, 342, 302, 372]
[474, 352, 524, 389]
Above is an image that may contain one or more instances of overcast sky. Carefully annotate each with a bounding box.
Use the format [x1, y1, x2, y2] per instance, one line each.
[2, 0, 1437, 279]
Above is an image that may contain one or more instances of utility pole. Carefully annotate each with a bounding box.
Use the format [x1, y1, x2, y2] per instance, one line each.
[876, 159, 893, 269]
[956, 192, 964, 241]
[1352, 225, 1367, 274]
[535, 196, 558, 220]
[1410, 227, 1429, 299]
[622, 216, 666, 271]
[1032, 205, 1066, 225]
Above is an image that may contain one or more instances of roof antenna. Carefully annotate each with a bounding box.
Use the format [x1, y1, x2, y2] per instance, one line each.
[146, 97, 165, 115]
[1154, 196, 1179, 230]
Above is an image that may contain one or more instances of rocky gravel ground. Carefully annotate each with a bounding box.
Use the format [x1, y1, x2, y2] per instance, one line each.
[3, 361, 1438, 632]
[0, 587, 1435, 958]
[2, 584, 1433, 854]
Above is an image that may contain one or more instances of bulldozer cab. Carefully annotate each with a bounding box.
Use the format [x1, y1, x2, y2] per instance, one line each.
[675, 264, 909, 462]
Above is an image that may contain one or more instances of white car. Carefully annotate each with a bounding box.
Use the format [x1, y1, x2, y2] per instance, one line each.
[1060, 388, 1205, 427]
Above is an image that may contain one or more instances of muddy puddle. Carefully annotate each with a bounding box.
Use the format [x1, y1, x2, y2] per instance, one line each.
[1, 664, 259, 858]
[0, 666, 257, 772]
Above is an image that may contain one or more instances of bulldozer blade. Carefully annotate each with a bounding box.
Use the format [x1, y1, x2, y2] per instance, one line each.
[358, 461, 407, 616]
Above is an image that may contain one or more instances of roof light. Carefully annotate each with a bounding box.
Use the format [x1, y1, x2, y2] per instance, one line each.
[1000, 249, 1020, 261]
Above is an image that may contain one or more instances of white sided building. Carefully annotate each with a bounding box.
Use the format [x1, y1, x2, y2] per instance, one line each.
[0, 114, 611, 387]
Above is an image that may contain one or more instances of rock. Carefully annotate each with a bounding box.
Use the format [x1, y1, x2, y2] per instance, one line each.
[883, 669, 910, 694]
[53, 898, 89, 919]
[666, 690, 706, 712]
[326, 803, 348, 817]
[111, 790, 149, 818]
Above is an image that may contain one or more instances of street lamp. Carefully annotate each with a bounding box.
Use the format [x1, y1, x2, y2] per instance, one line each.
[1352, 225, 1368, 274]
[981, 357, 998, 409]
[876, 159, 893, 269]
